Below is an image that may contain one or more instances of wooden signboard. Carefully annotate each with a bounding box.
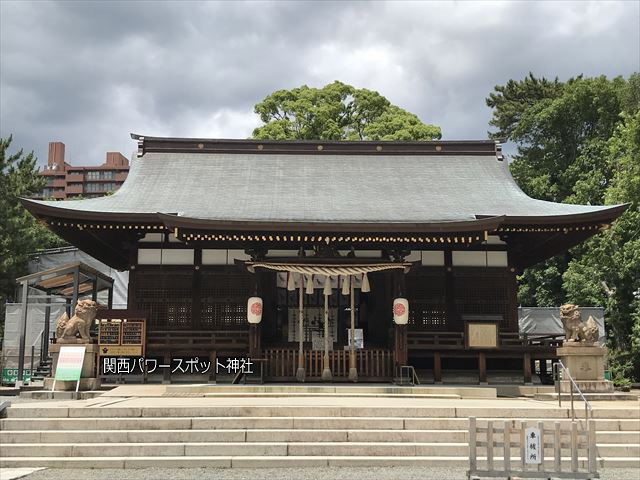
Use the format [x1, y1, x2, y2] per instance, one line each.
[465, 321, 499, 349]
[97, 309, 146, 357]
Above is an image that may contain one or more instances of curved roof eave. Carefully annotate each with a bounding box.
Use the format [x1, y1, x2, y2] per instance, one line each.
[476, 203, 630, 225]
[20, 198, 167, 223]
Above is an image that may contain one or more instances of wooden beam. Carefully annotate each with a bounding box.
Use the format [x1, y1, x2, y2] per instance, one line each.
[479, 352, 487, 384]
[433, 351, 442, 384]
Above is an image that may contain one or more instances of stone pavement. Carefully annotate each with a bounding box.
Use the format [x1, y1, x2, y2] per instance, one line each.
[2, 467, 640, 480]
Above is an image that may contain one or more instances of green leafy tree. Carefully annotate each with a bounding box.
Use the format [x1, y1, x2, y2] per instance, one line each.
[0, 136, 65, 328]
[563, 111, 640, 383]
[252, 81, 441, 141]
[487, 73, 640, 381]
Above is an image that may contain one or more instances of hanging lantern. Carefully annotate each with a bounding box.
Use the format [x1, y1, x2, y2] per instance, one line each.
[287, 272, 296, 291]
[247, 297, 263, 324]
[323, 275, 332, 296]
[306, 274, 314, 295]
[341, 275, 350, 296]
[361, 273, 371, 293]
[393, 298, 409, 325]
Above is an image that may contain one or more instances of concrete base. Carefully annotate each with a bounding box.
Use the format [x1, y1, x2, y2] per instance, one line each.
[296, 368, 305, 382]
[559, 379, 615, 393]
[19, 389, 106, 400]
[348, 368, 358, 382]
[321, 369, 333, 382]
[535, 391, 638, 401]
[47, 343, 100, 391]
[557, 343, 614, 393]
[99, 384, 499, 399]
[44, 377, 101, 391]
[50, 343, 99, 378]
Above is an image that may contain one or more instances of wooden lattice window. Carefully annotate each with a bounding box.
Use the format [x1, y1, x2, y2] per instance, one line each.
[406, 268, 447, 330]
[134, 271, 193, 329]
[453, 269, 509, 328]
[200, 269, 252, 329]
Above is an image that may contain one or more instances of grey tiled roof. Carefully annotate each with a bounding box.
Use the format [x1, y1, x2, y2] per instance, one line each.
[27, 152, 622, 224]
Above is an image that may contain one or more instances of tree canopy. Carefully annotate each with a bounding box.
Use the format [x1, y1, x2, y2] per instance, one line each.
[0, 136, 65, 320]
[252, 81, 442, 141]
[487, 73, 640, 383]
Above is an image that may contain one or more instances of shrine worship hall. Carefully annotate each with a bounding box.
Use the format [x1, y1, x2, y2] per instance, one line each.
[21, 135, 627, 384]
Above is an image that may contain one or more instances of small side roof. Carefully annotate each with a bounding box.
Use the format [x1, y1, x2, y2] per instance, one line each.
[16, 262, 114, 296]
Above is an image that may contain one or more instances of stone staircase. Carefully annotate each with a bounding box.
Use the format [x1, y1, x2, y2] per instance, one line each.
[1, 400, 638, 469]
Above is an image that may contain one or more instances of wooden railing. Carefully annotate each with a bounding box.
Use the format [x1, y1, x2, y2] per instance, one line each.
[263, 348, 393, 380]
[408, 331, 564, 350]
[408, 331, 464, 350]
[146, 330, 249, 355]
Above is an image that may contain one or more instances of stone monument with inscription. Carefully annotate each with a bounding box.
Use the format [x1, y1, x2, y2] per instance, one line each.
[556, 304, 614, 393]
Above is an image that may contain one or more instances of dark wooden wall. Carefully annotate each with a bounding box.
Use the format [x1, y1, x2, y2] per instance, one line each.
[128, 247, 517, 337]
[406, 266, 518, 332]
[129, 265, 252, 331]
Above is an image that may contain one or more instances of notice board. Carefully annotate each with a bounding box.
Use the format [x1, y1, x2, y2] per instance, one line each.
[97, 309, 146, 357]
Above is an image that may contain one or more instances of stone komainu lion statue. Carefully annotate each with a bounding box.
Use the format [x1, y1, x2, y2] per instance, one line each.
[56, 299, 98, 343]
[560, 304, 599, 344]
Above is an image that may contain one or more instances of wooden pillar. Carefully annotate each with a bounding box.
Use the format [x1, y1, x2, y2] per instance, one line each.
[71, 266, 80, 316]
[127, 245, 138, 309]
[444, 250, 455, 329]
[478, 352, 487, 384]
[192, 248, 202, 329]
[507, 264, 518, 331]
[393, 269, 408, 372]
[16, 281, 29, 388]
[107, 286, 113, 309]
[433, 351, 442, 384]
[43, 304, 51, 360]
[208, 350, 217, 384]
[296, 282, 305, 382]
[523, 352, 532, 384]
[163, 351, 171, 384]
[249, 324, 261, 358]
[394, 324, 408, 367]
[348, 276, 358, 382]
[321, 286, 332, 381]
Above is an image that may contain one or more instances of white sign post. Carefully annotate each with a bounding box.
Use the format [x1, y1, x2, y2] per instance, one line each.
[52, 345, 86, 393]
[347, 328, 364, 349]
[525, 426, 542, 465]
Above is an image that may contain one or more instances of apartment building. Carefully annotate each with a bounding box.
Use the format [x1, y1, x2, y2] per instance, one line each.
[37, 141, 129, 199]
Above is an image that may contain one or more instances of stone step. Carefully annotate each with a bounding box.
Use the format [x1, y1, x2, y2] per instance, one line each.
[2, 428, 637, 445]
[0, 429, 469, 444]
[2, 441, 638, 458]
[6, 405, 619, 419]
[2, 416, 638, 432]
[3, 455, 633, 469]
[596, 431, 640, 442]
[596, 443, 640, 456]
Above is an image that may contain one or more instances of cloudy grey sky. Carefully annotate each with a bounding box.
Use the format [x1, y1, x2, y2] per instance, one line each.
[1, 0, 638, 166]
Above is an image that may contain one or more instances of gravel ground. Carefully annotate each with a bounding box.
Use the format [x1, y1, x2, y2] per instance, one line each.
[3, 467, 638, 480]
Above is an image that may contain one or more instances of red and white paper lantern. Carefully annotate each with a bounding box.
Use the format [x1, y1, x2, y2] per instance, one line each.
[393, 298, 409, 325]
[247, 297, 263, 324]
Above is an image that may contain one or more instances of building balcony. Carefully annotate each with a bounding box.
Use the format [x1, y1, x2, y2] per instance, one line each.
[65, 184, 84, 195]
[51, 190, 66, 200]
[65, 173, 84, 182]
[51, 179, 66, 188]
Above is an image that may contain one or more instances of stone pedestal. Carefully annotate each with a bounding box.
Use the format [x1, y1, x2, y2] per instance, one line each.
[556, 343, 614, 393]
[46, 342, 101, 391]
